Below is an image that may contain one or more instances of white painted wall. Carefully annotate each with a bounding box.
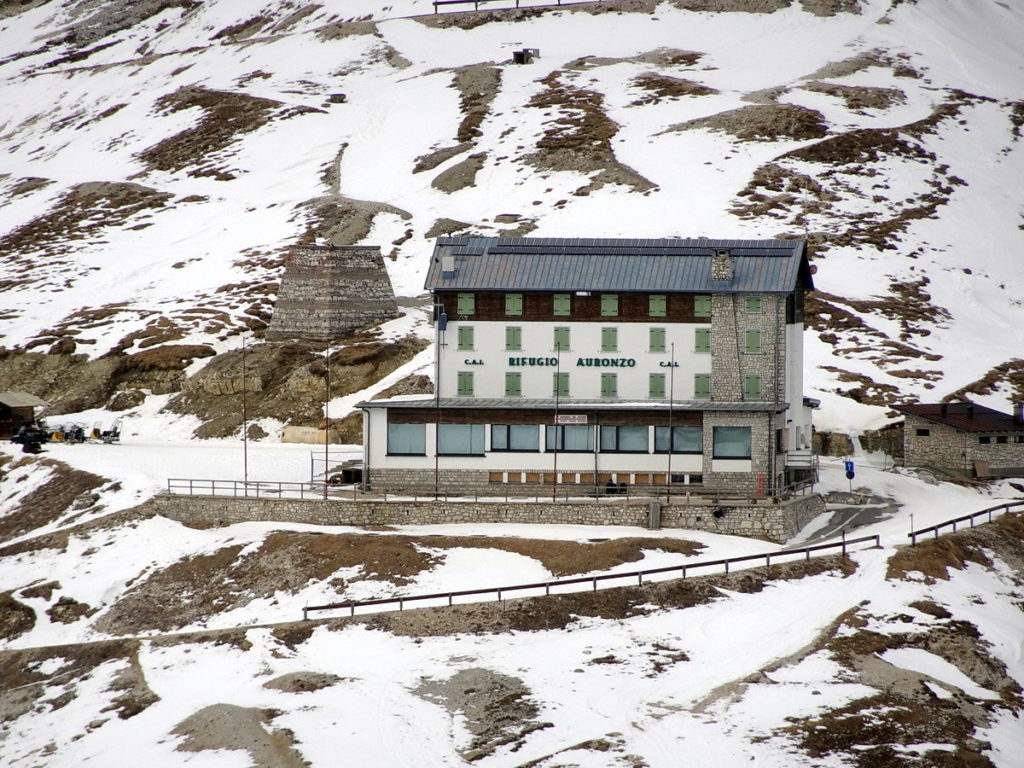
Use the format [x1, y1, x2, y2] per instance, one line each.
[437, 320, 712, 400]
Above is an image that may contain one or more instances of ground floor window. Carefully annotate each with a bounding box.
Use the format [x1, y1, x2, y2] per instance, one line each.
[545, 424, 593, 452]
[713, 426, 751, 459]
[599, 425, 648, 453]
[654, 426, 702, 453]
[491, 424, 539, 452]
[438, 423, 485, 455]
[387, 423, 426, 455]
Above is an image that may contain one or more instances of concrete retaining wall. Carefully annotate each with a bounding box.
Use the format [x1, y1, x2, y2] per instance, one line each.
[153, 493, 825, 542]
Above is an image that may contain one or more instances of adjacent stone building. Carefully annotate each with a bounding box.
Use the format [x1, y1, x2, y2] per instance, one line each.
[358, 236, 818, 497]
[267, 245, 399, 341]
[892, 402, 1024, 478]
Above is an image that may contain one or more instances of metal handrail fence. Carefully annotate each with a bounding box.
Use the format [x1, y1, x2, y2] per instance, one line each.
[166, 478, 810, 504]
[300, 533, 880, 620]
[433, 0, 603, 12]
[908, 499, 1024, 545]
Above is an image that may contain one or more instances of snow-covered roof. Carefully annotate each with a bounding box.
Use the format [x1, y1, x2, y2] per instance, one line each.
[424, 237, 811, 294]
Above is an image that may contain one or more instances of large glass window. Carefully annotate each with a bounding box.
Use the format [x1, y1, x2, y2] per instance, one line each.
[600, 425, 649, 453]
[387, 423, 426, 455]
[457, 371, 474, 396]
[553, 293, 571, 316]
[655, 426, 702, 453]
[545, 425, 593, 452]
[505, 372, 522, 397]
[505, 293, 523, 315]
[601, 294, 619, 316]
[649, 327, 666, 353]
[457, 326, 474, 350]
[713, 426, 752, 459]
[491, 424, 539, 452]
[505, 326, 522, 350]
[438, 424, 485, 455]
[649, 294, 666, 317]
[457, 292, 475, 315]
[601, 327, 618, 352]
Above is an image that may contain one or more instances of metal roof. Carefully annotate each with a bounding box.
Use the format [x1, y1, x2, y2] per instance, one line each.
[424, 237, 810, 293]
[0, 391, 48, 408]
[893, 403, 1024, 434]
[358, 396, 787, 413]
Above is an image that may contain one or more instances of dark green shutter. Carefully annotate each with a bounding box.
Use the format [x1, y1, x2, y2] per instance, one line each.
[457, 293, 474, 315]
[554, 327, 570, 351]
[505, 326, 521, 350]
[694, 374, 711, 399]
[649, 373, 665, 399]
[601, 327, 617, 352]
[601, 373, 617, 398]
[601, 294, 618, 316]
[505, 372, 521, 397]
[457, 326, 474, 350]
[553, 294, 571, 316]
[457, 371, 474, 396]
[744, 375, 761, 400]
[745, 296, 762, 313]
[694, 295, 711, 317]
[745, 329, 761, 354]
[553, 372, 569, 397]
[649, 294, 667, 317]
[649, 327, 666, 352]
[695, 328, 711, 353]
[505, 293, 523, 315]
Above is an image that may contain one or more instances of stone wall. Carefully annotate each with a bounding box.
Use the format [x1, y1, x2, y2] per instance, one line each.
[267, 245, 399, 340]
[903, 413, 1024, 475]
[152, 492, 825, 543]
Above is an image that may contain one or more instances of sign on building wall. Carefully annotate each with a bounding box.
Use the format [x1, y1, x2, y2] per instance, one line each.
[556, 415, 588, 425]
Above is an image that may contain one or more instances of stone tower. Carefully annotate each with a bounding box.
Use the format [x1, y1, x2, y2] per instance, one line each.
[267, 245, 400, 341]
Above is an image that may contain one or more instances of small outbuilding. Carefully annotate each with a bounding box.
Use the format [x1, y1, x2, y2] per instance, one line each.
[892, 401, 1024, 478]
[0, 391, 49, 440]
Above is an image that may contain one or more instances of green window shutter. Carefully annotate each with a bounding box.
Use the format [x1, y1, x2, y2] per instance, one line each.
[554, 326, 570, 351]
[553, 293, 571, 316]
[505, 372, 522, 397]
[553, 372, 569, 398]
[695, 328, 711, 353]
[694, 373, 711, 399]
[601, 373, 617, 398]
[601, 327, 617, 352]
[601, 294, 618, 316]
[505, 293, 523, 315]
[649, 294, 666, 317]
[745, 295, 762, 313]
[457, 326, 474, 350]
[694, 295, 711, 318]
[649, 373, 665, 399]
[744, 375, 761, 400]
[457, 293, 474, 315]
[649, 327, 666, 352]
[505, 326, 521, 350]
[745, 329, 762, 354]
[457, 371, 474, 396]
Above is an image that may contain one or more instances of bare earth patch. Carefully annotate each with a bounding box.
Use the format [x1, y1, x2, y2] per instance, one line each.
[172, 704, 307, 768]
[663, 103, 829, 141]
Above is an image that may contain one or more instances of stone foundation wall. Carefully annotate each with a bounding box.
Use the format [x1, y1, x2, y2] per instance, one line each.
[153, 492, 824, 543]
[902, 414, 1024, 475]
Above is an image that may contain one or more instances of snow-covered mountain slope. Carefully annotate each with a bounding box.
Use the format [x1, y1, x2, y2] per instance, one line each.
[1, 0, 1023, 434]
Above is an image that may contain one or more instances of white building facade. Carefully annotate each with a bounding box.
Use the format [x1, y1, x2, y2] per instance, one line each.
[359, 237, 816, 496]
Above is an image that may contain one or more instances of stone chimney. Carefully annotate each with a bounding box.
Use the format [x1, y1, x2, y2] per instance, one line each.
[711, 249, 733, 281]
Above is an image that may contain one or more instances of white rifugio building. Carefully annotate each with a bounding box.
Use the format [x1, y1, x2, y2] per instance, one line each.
[358, 237, 817, 496]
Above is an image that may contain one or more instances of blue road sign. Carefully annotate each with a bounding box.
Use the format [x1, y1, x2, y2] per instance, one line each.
[844, 460, 854, 473]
